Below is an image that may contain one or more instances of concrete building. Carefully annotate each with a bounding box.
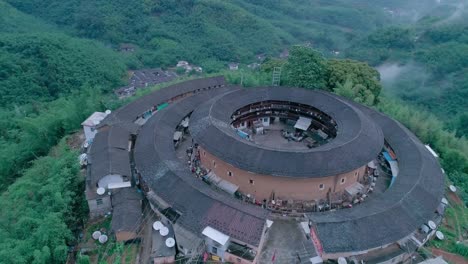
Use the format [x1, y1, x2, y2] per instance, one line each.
[81, 112, 108, 142]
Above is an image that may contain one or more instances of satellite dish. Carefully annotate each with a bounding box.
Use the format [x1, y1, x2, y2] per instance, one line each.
[165, 237, 175, 248]
[338, 257, 347, 264]
[153, 221, 163, 231]
[97, 187, 105, 195]
[159, 226, 169, 236]
[435, 231, 444, 240]
[98, 234, 108, 244]
[105, 110, 111, 115]
[93, 120, 100, 126]
[428, 221, 436, 230]
[92, 231, 102, 240]
[420, 224, 430, 234]
[441, 198, 448, 205]
[449, 185, 457, 192]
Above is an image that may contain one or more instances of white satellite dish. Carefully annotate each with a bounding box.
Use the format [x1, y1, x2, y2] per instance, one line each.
[153, 221, 163, 231]
[93, 120, 100, 126]
[449, 185, 457, 192]
[435, 231, 444, 240]
[159, 226, 169, 236]
[441, 198, 448, 205]
[165, 237, 175, 248]
[428, 220, 436, 230]
[105, 110, 111, 115]
[97, 187, 105, 195]
[98, 234, 108, 244]
[338, 257, 347, 264]
[92, 231, 101, 240]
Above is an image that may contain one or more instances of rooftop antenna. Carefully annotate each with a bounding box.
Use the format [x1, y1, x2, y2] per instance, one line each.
[272, 67, 282, 86]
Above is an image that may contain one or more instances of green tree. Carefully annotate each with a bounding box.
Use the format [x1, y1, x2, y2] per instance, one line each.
[327, 59, 381, 104]
[283, 46, 327, 89]
[333, 78, 375, 106]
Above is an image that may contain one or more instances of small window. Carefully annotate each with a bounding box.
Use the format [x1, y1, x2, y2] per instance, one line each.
[354, 171, 358, 177]
[249, 179, 254, 185]
[241, 122, 245, 126]
[212, 247, 218, 254]
[319, 184, 324, 190]
[228, 171, 233, 177]
[212, 160, 216, 168]
[203, 151, 206, 156]
[263, 118, 268, 122]
[96, 198, 103, 205]
[341, 178, 346, 184]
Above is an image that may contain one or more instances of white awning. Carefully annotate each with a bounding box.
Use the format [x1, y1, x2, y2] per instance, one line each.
[310, 256, 324, 264]
[367, 160, 377, 169]
[388, 160, 399, 177]
[345, 182, 364, 196]
[173, 131, 183, 141]
[204, 172, 239, 195]
[294, 116, 312, 131]
[202, 226, 230, 246]
[300, 222, 310, 234]
[108, 181, 131, 189]
[181, 118, 189, 128]
[425, 145, 439, 158]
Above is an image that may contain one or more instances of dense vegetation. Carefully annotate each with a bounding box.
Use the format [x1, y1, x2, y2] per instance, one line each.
[345, 17, 468, 137]
[2, 0, 390, 70]
[0, 33, 126, 107]
[0, 0, 467, 262]
[0, 140, 86, 263]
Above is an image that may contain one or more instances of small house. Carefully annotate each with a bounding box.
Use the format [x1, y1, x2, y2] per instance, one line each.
[228, 63, 239, 71]
[279, 49, 289, 59]
[119, 43, 136, 53]
[152, 221, 176, 264]
[81, 112, 108, 142]
[176, 61, 189, 68]
[86, 126, 132, 218]
[111, 188, 143, 242]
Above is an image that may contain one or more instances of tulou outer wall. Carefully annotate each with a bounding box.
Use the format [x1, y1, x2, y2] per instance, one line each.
[199, 147, 366, 202]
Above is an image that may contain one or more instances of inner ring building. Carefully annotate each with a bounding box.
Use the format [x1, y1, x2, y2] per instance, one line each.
[189, 87, 384, 202]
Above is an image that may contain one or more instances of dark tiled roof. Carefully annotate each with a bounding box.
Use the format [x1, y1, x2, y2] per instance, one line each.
[101, 76, 226, 129]
[91, 126, 130, 152]
[308, 102, 445, 254]
[98, 77, 444, 254]
[89, 147, 131, 186]
[111, 188, 142, 234]
[88, 126, 131, 186]
[189, 87, 384, 178]
[134, 88, 268, 247]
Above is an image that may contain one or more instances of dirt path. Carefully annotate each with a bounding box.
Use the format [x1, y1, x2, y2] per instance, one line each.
[139, 202, 156, 264]
[431, 248, 468, 264]
[452, 206, 464, 241]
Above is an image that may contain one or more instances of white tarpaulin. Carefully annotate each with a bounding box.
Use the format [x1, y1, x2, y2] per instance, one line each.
[202, 226, 230, 246]
[294, 116, 312, 131]
[173, 131, 183, 141]
[388, 160, 399, 177]
[205, 172, 239, 195]
[367, 160, 377, 169]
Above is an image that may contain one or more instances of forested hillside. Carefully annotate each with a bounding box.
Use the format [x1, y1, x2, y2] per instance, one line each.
[344, 1, 468, 137]
[3, 0, 391, 70]
[0, 0, 467, 262]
